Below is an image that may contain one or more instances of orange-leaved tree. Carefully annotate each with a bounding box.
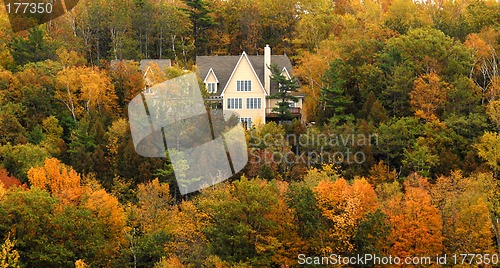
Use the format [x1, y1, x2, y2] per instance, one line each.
[410, 72, 451, 121]
[0, 168, 23, 190]
[82, 187, 127, 262]
[27, 158, 83, 204]
[383, 175, 443, 257]
[313, 177, 379, 253]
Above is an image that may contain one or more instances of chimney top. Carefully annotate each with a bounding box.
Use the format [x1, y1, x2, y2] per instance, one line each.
[264, 45, 271, 94]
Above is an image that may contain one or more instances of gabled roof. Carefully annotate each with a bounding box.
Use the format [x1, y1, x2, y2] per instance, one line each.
[196, 54, 296, 97]
[203, 68, 219, 83]
[139, 59, 172, 72]
[281, 66, 291, 79]
[221, 52, 266, 96]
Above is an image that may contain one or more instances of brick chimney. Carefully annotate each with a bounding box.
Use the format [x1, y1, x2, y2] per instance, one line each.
[264, 44, 271, 94]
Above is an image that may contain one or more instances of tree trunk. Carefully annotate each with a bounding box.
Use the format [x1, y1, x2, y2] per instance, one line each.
[159, 28, 163, 59]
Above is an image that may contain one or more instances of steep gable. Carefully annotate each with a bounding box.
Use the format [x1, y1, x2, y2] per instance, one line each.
[196, 53, 296, 96]
[221, 52, 265, 96]
[196, 56, 240, 96]
[203, 68, 219, 83]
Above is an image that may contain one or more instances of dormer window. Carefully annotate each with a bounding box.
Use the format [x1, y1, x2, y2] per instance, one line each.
[237, 80, 252, 92]
[207, 82, 216, 93]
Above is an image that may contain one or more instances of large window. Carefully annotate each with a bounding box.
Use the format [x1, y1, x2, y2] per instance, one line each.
[237, 80, 252, 92]
[240, 117, 252, 129]
[227, 98, 242, 109]
[246, 98, 262, 109]
[207, 82, 216, 93]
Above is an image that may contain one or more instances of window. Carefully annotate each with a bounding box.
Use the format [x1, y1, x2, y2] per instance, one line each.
[246, 98, 262, 109]
[240, 117, 252, 129]
[289, 101, 296, 108]
[144, 85, 153, 94]
[237, 80, 252, 91]
[207, 82, 216, 93]
[227, 98, 242, 109]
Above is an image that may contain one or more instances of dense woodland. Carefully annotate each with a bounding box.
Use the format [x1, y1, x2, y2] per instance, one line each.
[0, 0, 500, 267]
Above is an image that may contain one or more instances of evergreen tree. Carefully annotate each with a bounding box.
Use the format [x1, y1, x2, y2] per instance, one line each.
[182, 0, 216, 57]
[320, 59, 353, 124]
[9, 28, 56, 67]
[267, 64, 299, 123]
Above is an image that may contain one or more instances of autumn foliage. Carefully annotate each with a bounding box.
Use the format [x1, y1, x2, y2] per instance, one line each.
[0, 168, 22, 190]
[0, 0, 500, 265]
[314, 178, 379, 253]
[28, 158, 83, 204]
[383, 177, 444, 257]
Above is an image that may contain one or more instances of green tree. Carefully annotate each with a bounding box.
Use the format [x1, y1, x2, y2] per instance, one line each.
[37, 116, 66, 156]
[9, 28, 57, 67]
[287, 168, 332, 255]
[197, 177, 303, 266]
[375, 117, 424, 171]
[403, 138, 440, 177]
[378, 28, 473, 116]
[444, 76, 482, 118]
[353, 209, 391, 257]
[183, 0, 216, 57]
[320, 59, 353, 124]
[154, 3, 193, 61]
[0, 144, 49, 183]
[361, 91, 388, 126]
[267, 64, 299, 123]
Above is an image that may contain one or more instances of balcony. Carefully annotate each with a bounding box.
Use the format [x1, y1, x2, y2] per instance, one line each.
[266, 107, 302, 119]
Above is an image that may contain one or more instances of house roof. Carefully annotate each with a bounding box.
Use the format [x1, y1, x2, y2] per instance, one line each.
[139, 59, 172, 72]
[196, 54, 302, 97]
[110, 60, 135, 70]
[221, 52, 266, 96]
[110, 59, 172, 73]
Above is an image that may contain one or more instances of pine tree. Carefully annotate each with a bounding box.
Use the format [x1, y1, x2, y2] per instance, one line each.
[267, 64, 299, 123]
[182, 0, 216, 57]
[320, 59, 352, 124]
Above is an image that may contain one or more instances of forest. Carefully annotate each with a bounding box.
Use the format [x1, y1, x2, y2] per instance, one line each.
[0, 0, 500, 266]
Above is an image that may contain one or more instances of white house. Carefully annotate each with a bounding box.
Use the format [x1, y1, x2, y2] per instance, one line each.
[196, 45, 304, 128]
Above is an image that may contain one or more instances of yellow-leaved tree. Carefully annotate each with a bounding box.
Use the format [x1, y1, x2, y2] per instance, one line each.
[0, 233, 20, 268]
[487, 100, 500, 130]
[55, 49, 118, 121]
[0, 183, 5, 200]
[431, 171, 496, 254]
[82, 187, 127, 262]
[475, 131, 500, 177]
